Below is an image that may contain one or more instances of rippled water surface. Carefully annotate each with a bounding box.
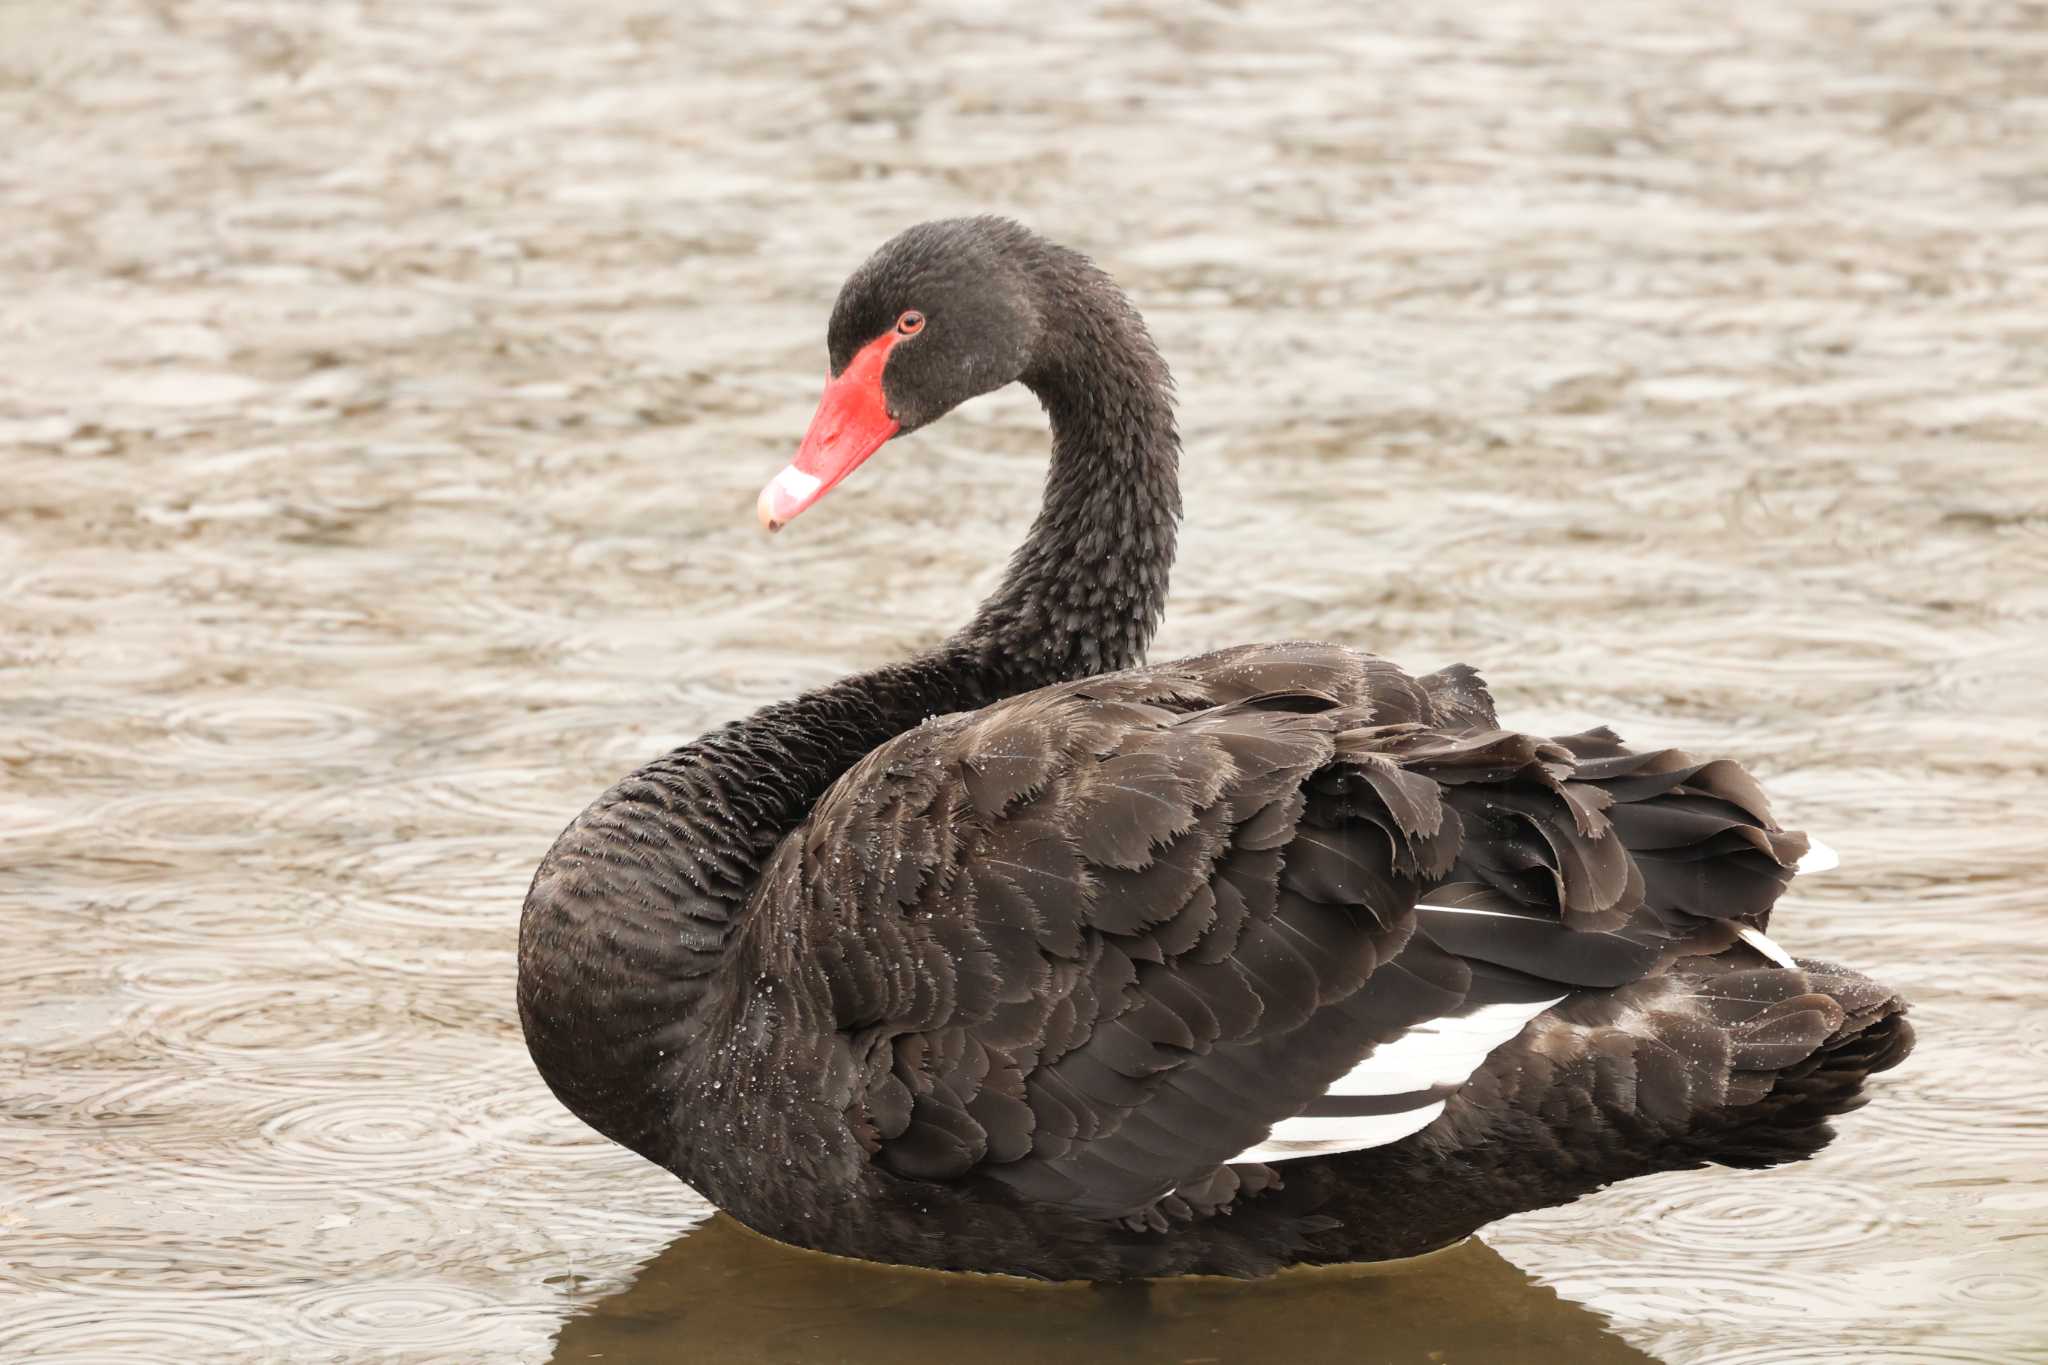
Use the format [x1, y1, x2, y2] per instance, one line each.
[5, 1, 2047, 1360]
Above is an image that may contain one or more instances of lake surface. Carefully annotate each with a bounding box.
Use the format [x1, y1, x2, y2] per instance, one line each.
[4, 1, 2046, 1360]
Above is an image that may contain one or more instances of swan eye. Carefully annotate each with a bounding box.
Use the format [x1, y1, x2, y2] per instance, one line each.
[896, 310, 925, 336]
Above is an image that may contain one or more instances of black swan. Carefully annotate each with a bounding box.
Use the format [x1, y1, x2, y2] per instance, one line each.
[518, 217, 1912, 1281]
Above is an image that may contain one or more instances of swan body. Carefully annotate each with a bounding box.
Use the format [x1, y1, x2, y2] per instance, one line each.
[518, 219, 1911, 1280]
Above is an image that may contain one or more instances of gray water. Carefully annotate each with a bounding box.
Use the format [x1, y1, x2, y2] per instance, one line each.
[4, 1, 2046, 1361]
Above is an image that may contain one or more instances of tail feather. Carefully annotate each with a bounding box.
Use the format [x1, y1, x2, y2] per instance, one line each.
[1459, 953, 1911, 1179]
[1218, 676, 1910, 1266]
[1280, 954, 1912, 1263]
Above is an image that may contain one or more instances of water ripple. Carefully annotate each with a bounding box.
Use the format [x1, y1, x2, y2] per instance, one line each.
[1623, 1181, 1899, 1260]
[160, 696, 380, 762]
[130, 983, 398, 1068]
[286, 1280, 505, 1351]
[1686, 1344, 2040, 1365]
[248, 1092, 492, 1183]
[0, 1307, 274, 1364]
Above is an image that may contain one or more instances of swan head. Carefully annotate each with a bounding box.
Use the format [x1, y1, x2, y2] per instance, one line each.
[759, 217, 1047, 531]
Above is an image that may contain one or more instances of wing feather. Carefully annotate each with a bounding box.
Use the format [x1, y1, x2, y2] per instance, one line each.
[765, 642, 1819, 1222]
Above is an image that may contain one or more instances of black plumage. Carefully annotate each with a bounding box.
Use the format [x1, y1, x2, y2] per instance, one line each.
[517, 218, 1912, 1280]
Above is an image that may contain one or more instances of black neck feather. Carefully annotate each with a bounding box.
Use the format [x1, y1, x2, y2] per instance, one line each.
[957, 251, 1181, 681]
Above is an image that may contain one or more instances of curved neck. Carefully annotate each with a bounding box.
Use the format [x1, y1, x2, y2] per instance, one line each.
[957, 267, 1182, 682]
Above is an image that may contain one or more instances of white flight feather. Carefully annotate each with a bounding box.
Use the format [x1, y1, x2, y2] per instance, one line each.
[1737, 924, 1797, 969]
[1229, 996, 1563, 1165]
[1410, 901, 1527, 919]
[1797, 837, 1839, 875]
[1242, 854, 1826, 1166]
[1233, 1104, 1449, 1161]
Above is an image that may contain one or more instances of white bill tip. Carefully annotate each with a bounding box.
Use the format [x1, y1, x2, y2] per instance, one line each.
[756, 465, 824, 531]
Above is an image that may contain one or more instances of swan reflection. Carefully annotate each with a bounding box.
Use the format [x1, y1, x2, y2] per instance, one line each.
[548, 1214, 1661, 1365]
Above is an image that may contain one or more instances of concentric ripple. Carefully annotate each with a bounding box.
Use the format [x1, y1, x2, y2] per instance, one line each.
[161, 695, 380, 762]
[1621, 1181, 1900, 1261]
[1534, 1254, 1878, 1320]
[248, 1091, 489, 1183]
[286, 1280, 505, 1351]
[0, 1307, 274, 1365]
[129, 983, 398, 1068]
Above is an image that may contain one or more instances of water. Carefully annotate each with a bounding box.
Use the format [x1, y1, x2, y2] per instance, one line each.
[3, 1, 2045, 1360]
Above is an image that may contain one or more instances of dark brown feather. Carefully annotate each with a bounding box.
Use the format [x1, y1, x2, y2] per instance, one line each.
[727, 642, 1888, 1230]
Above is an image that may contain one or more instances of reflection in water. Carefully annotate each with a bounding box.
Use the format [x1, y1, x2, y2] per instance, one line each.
[549, 1215, 1661, 1365]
